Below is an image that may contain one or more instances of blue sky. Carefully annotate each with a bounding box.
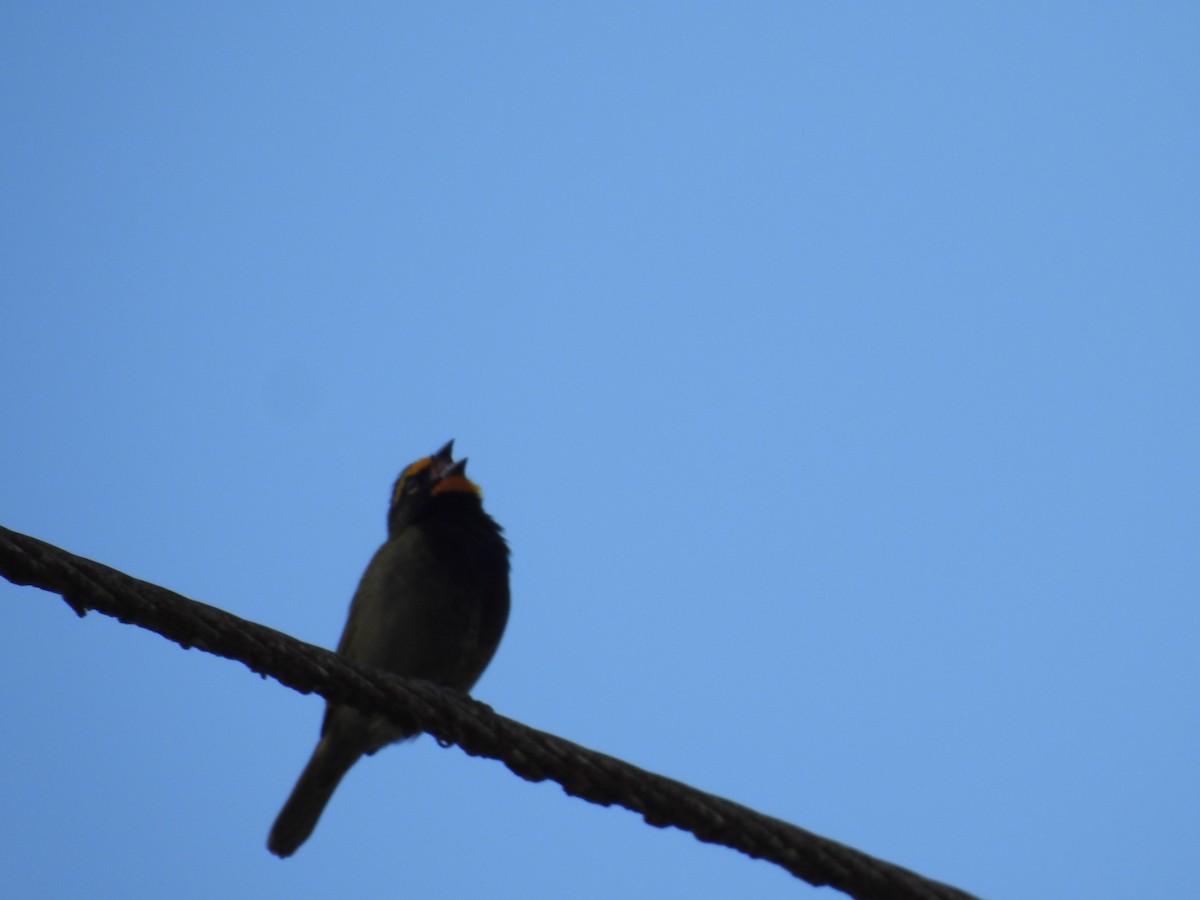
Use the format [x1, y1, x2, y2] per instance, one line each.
[2, 4, 1197, 898]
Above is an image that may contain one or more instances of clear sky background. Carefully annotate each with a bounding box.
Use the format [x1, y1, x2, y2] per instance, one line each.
[2, 5, 1197, 899]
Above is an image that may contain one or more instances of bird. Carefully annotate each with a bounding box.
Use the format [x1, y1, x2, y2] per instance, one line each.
[267, 440, 510, 858]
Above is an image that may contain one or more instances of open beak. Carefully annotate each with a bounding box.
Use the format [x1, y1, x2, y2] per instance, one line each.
[429, 439, 456, 480]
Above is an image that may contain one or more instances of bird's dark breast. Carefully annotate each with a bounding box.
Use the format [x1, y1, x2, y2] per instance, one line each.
[323, 505, 509, 749]
[406, 501, 510, 691]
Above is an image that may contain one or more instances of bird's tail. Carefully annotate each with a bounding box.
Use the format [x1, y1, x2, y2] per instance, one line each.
[268, 737, 361, 858]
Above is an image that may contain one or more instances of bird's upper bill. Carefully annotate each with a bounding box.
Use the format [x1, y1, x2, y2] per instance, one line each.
[428, 439, 458, 481]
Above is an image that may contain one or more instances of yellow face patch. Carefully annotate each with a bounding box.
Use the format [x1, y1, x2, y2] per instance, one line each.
[391, 456, 433, 507]
[432, 474, 482, 498]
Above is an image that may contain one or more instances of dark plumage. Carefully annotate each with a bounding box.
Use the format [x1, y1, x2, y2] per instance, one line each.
[268, 440, 509, 858]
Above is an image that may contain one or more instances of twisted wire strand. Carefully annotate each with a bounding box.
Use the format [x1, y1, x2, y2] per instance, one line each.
[0, 525, 979, 900]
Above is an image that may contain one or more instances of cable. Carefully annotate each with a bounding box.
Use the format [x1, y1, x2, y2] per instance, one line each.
[0, 525, 979, 900]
